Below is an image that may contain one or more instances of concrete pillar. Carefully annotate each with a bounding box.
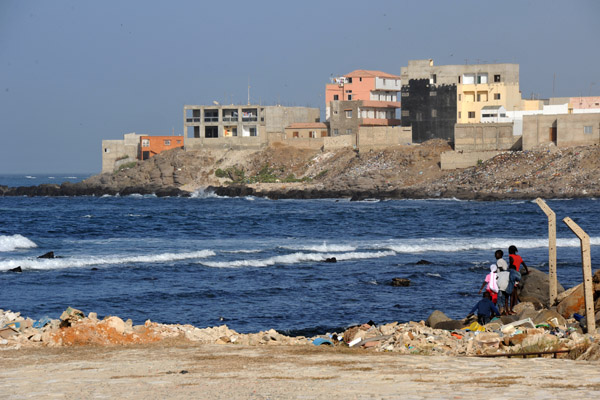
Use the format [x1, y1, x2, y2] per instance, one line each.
[563, 217, 596, 334]
[535, 198, 557, 305]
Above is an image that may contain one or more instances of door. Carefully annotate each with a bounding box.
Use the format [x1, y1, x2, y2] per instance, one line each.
[549, 127, 557, 143]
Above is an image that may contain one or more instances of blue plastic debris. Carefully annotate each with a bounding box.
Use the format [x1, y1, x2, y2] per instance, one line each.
[33, 316, 51, 329]
[312, 338, 333, 346]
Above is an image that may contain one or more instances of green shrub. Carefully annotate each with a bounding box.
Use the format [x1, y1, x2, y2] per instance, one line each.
[115, 161, 137, 173]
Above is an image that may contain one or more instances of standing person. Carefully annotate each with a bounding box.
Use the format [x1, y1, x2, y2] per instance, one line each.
[506, 265, 522, 314]
[508, 245, 529, 275]
[478, 264, 499, 304]
[495, 250, 510, 315]
[467, 291, 501, 326]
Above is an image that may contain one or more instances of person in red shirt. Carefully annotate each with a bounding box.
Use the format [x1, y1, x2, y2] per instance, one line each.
[508, 245, 528, 275]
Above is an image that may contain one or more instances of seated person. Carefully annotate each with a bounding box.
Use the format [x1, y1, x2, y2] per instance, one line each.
[467, 291, 501, 326]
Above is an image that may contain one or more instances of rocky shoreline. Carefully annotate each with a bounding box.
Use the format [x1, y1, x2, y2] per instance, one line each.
[3, 142, 600, 200]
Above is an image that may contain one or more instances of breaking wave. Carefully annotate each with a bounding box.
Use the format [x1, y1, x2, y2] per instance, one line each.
[190, 188, 225, 199]
[199, 250, 395, 268]
[280, 242, 356, 252]
[0, 234, 38, 252]
[377, 237, 600, 253]
[0, 250, 216, 271]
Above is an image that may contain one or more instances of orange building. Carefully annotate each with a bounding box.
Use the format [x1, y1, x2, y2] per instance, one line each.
[325, 69, 401, 126]
[139, 136, 184, 160]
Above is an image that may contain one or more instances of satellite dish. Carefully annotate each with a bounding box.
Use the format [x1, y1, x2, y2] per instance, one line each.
[212, 101, 220, 106]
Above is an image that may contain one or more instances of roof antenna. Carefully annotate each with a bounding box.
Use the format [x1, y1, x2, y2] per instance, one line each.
[247, 76, 251, 105]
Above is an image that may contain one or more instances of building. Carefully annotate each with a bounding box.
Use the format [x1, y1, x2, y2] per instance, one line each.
[522, 113, 600, 150]
[183, 104, 320, 150]
[284, 122, 329, 139]
[325, 70, 402, 129]
[101, 133, 185, 173]
[140, 136, 184, 160]
[400, 59, 522, 143]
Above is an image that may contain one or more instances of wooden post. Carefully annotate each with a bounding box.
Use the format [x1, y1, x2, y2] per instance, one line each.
[535, 198, 557, 305]
[563, 217, 596, 334]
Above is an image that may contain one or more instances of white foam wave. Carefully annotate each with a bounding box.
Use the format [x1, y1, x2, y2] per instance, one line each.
[199, 250, 395, 268]
[25, 175, 36, 179]
[426, 273, 442, 278]
[281, 242, 356, 252]
[0, 250, 215, 271]
[222, 249, 262, 254]
[190, 188, 225, 199]
[0, 234, 38, 252]
[378, 237, 600, 253]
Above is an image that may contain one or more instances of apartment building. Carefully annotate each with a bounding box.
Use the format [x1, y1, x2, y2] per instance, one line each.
[400, 59, 522, 143]
[183, 104, 320, 150]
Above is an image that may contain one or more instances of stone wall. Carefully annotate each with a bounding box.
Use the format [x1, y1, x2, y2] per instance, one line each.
[440, 150, 501, 170]
[101, 133, 143, 173]
[454, 123, 519, 151]
[557, 113, 600, 147]
[324, 135, 354, 150]
[357, 126, 412, 149]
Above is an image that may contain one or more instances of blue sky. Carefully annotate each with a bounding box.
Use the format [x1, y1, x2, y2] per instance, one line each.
[1, 0, 598, 174]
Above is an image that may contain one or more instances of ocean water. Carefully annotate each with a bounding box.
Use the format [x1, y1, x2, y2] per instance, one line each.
[1, 190, 599, 335]
[0, 174, 90, 187]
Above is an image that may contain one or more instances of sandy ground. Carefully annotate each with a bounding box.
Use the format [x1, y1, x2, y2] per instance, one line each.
[1, 342, 600, 399]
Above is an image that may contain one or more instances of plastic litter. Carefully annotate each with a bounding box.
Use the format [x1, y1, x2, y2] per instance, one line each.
[312, 338, 333, 346]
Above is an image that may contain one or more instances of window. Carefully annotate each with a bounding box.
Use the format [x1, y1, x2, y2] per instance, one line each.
[500, 113, 506, 118]
[458, 94, 462, 101]
[345, 110, 352, 118]
[346, 128, 352, 135]
[345, 90, 352, 93]
[164, 140, 171, 146]
[293, 131, 299, 138]
[347, 95, 352, 100]
[333, 129, 339, 136]
[359, 77, 362, 82]
[494, 93, 501, 100]
[458, 112, 461, 119]
[431, 109, 437, 117]
[458, 75, 461, 84]
[104, 148, 110, 153]
[333, 110, 338, 115]
[347, 78, 352, 83]
[468, 111, 475, 119]
[477, 94, 481, 102]
[401, 92, 409, 97]
[494, 75, 501, 82]
[401, 110, 409, 117]
[431, 74, 437, 84]
[416, 112, 423, 121]
[142, 139, 150, 147]
[333, 95, 339, 100]
[477, 74, 488, 84]
[584, 125, 593, 134]
[309, 131, 316, 138]
[430, 91, 437, 96]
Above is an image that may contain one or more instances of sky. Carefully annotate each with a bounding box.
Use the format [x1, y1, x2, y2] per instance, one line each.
[1, 0, 599, 174]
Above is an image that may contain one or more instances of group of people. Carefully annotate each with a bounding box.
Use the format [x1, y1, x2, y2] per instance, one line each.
[468, 246, 529, 325]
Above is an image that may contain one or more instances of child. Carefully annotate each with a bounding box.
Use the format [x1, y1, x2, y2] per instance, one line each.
[495, 249, 508, 272]
[508, 245, 529, 275]
[495, 249, 510, 314]
[478, 264, 499, 304]
[467, 291, 501, 326]
[506, 264, 522, 315]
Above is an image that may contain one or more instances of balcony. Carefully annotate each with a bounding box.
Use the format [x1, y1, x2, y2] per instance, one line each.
[186, 118, 201, 123]
[204, 116, 219, 122]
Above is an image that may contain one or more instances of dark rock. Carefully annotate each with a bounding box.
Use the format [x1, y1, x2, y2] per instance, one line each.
[323, 257, 337, 263]
[391, 278, 410, 287]
[9, 266, 22, 273]
[499, 315, 519, 324]
[433, 320, 467, 330]
[416, 259, 433, 265]
[425, 310, 451, 327]
[519, 267, 565, 307]
[518, 296, 545, 310]
[91, 268, 98, 271]
[38, 251, 55, 259]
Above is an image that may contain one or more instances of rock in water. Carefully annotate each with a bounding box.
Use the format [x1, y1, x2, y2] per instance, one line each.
[519, 267, 564, 307]
[391, 278, 410, 287]
[324, 257, 337, 263]
[416, 260, 433, 265]
[38, 251, 55, 259]
[9, 266, 22, 273]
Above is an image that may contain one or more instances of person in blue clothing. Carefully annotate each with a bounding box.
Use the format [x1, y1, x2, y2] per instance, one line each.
[467, 291, 501, 326]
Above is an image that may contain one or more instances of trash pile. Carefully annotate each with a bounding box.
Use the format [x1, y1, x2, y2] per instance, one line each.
[314, 303, 599, 359]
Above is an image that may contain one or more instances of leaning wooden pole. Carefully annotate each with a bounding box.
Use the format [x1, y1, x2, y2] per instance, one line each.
[535, 198, 557, 305]
[563, 217, 596, 334]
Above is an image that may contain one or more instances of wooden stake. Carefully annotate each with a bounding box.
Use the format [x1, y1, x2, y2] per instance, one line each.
[535, 198, 557, 305]
[563, 217, 596, 334]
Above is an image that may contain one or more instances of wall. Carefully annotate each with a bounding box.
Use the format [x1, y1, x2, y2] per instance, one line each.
[185, 135, 267, 151]
[440, 150, 501, 170]
[324, 135, 354, 150]
[328, 100, 361, 136]
[522, 114, 559, 150]
[454, 123, 518, 151]
[357, 126, 412, 149]
[557, 113, 600, 147]
[101, 133, 143, 173]
[264, 106, 320, 133]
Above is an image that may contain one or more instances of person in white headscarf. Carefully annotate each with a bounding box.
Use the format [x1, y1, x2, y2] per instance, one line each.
[478, 264, 499, 304]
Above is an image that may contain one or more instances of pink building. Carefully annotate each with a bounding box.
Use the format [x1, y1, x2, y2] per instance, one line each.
[570, 96, 600, 109]
[325, 70, 401, 126]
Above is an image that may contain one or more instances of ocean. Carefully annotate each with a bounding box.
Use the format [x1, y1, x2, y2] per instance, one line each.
[1, 174, 599, 335]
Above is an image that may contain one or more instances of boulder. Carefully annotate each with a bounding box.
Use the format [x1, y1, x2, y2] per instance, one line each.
[555, 283, 581, 305]
[425, 310, 451, 328]
[518, 296, 544, 310]
[556, 285, 586, 318]
[416, 260, 432, 265]
[433, 320, 466, 331]
[38, 251, 55, 259]
[391, 278, 410, 287]
[104, 316, 125, 334]
[533, 309, 567, 327]
[519, 267, 564, 307]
